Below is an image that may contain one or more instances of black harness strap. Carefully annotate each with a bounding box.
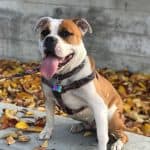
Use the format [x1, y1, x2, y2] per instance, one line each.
[52, 91, 85, 115]
[42, 72, 95, 115]
[53, 72, 95, 115]
[61, 72, 95, 93]
[53, 60, 85, 80]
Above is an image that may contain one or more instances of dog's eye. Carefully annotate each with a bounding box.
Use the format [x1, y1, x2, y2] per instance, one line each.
[59, 30, 73, 38]
[41, 29, 50, 37]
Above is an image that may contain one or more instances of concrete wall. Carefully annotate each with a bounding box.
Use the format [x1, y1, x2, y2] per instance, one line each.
[0, 0, 150, 72]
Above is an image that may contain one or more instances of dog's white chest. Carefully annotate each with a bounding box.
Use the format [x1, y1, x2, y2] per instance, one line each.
[61, 91, 87, 110]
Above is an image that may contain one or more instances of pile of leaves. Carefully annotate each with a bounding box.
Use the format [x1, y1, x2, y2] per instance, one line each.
[0, 59, 149, 138]
[0, 59, 64, 116]
[0, 108, 49, 149]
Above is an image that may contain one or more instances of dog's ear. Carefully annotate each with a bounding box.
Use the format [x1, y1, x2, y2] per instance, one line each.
[34, 17, 51, 32]
[73, 18, 93, 35]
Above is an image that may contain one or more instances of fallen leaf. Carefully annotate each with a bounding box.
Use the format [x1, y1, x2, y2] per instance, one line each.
[25, 111, 34, 116]
[126, 111, 148, 123]
[142, 124, 150, 136]
[0, 114, 18, 129]
[41, 140, 49, 148]
[6, 136, 16, 145]
[123, 103, 131, 113]
[5, 109, 19, 120]
[18, 135, 30, 142]
[33, 140, 49, 150]
[37, 107, 46, 112]
[118, 85, 127, 97]
[15, 121, 29, 129]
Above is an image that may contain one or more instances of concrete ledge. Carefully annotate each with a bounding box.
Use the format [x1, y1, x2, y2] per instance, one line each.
[0, 103, 149, 150]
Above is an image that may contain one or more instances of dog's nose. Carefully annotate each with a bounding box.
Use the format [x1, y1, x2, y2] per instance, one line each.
[44, 36, 57, 48]
[44, 36, 57, 56]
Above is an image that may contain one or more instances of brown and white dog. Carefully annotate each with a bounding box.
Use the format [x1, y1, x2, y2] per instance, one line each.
[34, 17, 128, 150]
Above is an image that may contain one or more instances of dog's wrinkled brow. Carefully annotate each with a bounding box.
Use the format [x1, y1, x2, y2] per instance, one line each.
[40, 21, 50, 31]
[34, 18, 51, 32]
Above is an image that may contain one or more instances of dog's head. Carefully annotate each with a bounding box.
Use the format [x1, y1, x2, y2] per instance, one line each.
[34, 17, 92, 79]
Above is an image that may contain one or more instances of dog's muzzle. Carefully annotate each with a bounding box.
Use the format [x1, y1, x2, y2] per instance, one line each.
[44, 36, 57, 57]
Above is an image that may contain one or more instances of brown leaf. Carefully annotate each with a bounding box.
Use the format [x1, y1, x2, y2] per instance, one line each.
[6, 136, 16, 145]
[18, 135, 30, 142]
[0, 114, 18, 129]
[41, 140, 49, 148]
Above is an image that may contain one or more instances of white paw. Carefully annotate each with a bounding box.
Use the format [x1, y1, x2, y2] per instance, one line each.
[39, 127, 53, 140]
[111, 139, 124, 150]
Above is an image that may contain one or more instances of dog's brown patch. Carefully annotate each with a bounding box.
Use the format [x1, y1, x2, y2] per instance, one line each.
[88, 56, 128, 143]
[59, 19, 82, 45]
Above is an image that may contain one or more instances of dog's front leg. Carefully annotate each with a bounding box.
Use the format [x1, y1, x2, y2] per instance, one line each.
[39, 83, 55, 140]
[88, 95, 109, 150]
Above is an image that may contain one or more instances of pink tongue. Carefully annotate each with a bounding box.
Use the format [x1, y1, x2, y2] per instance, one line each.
[40, 56, 59, 79]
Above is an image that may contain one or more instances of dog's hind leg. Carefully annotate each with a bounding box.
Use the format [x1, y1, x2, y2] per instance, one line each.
[69, 107, 95, 133]
[109, 109, 128, 150]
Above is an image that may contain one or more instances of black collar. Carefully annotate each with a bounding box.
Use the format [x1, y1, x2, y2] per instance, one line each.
[53, 60, 85, 81]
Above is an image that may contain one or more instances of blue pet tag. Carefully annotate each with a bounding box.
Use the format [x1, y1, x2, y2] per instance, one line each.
[52, 85, 62, 92]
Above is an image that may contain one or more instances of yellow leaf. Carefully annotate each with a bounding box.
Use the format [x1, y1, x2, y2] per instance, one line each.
[138, 82, 146, 90]
[25, 111, 34, 116]
[5, 109, 18, 120]
[123, 103, 131, 113]
[37, 107, 46, 112]
[118, 85, 127, 97]
[142, 124, 150, 136]
[15, 121, 29, 129]
[27, 101, 36, 108]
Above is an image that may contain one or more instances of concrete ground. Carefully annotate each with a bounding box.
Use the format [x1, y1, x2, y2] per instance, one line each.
[0, 103, 149, 150]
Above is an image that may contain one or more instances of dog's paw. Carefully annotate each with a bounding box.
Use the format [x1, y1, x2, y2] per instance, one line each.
[39, 127, 53, 140]
[110, 139, 124, 150]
